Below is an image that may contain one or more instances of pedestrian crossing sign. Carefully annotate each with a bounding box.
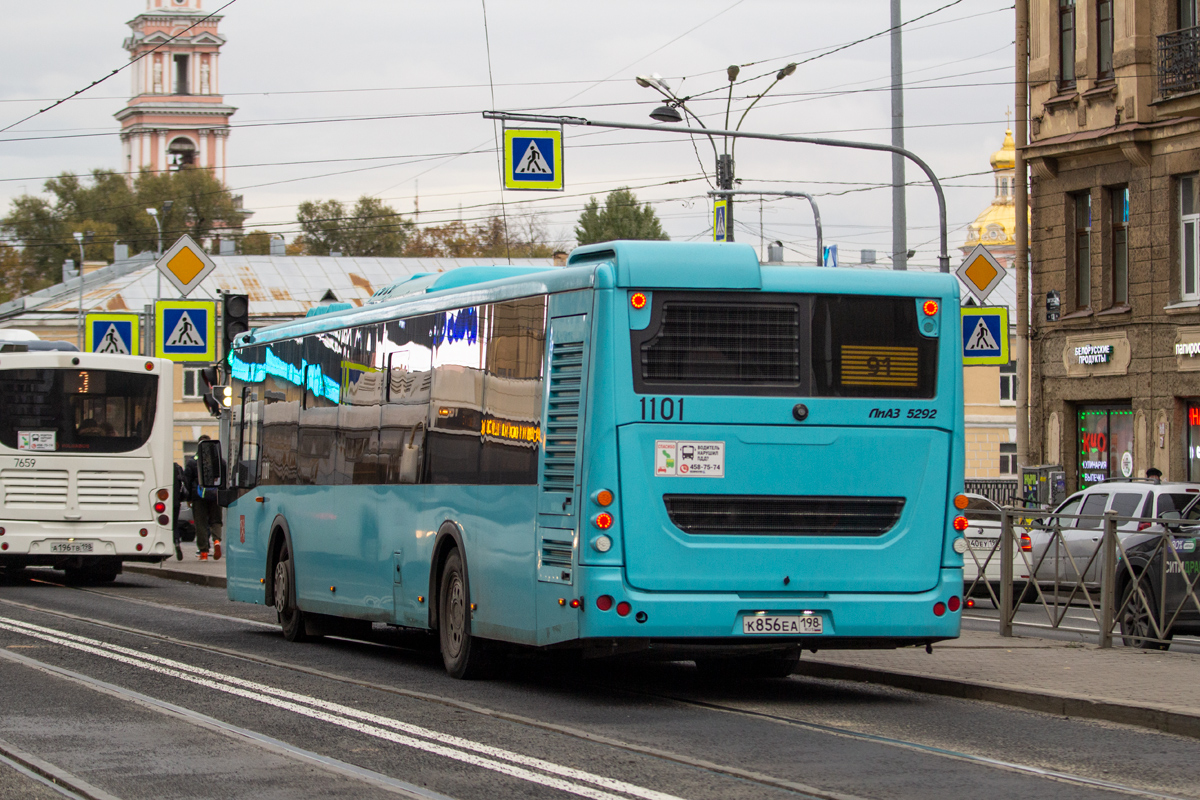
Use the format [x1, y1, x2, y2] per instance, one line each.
[503, 128, 563, 190]
[961, 305, 1009, 365]
[156, 300, 216, 363]
[713, 199, 727, 242]
[85, 312, 139, 355]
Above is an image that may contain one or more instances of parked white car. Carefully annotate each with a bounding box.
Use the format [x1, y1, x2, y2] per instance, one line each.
[960, 493, 1025, 600]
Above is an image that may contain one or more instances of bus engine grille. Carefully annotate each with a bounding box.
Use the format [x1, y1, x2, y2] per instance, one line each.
[640, 302, 800, 385]
[663, 494, 905, 536]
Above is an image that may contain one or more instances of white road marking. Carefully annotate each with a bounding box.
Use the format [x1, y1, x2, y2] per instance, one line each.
[0, 616, 683, 800]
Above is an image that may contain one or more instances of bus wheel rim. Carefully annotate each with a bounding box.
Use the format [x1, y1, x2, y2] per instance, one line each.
[447, 575, 465, 656]
[274, 561, 289, 610]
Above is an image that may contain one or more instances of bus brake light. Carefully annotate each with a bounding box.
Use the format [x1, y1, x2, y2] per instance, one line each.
[952, 516, 969, 531]
[593, 512, 614, 530]
[922, 300, 939, 316]
[630, 293, 647, 310]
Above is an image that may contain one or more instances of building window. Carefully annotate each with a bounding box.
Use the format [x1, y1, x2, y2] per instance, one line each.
[1097, 0, 1114, 79]
[999, 360, 1017, 406]
[1078, 406, 1134, 488]
[1060, 0, 1077, 88]
[183, 440, 199, 461]
[1181, 0, 1197, 30]
[999, 443, 1018, 475]
[1074, 192, 1092, 308]
[182, 367, 201, 399]
[174, 54, 190, 95]
[1182, 175, 1199, 300]
[1111, 186, 1129, 306]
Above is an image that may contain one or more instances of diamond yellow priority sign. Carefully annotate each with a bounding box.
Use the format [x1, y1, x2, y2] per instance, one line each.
[156, 234, 216, 297]
[955, 243, 1007, 304]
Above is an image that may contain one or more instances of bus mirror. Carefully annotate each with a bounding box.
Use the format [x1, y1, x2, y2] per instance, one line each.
[196, 439, 224, 489]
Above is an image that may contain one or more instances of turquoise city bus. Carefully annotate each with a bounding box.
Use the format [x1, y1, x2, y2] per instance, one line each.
[216, 241, 966, 678]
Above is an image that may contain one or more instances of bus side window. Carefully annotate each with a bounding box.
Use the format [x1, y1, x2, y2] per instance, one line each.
[428, 306, 485, 484]
[380, 314, 434, 484]
[338, 322, 382, 486]
[259, 338, 302, 487]
[480, 296, 546, 485]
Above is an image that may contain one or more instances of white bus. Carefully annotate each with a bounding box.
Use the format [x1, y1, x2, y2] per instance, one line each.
[0, 348, 176, 582]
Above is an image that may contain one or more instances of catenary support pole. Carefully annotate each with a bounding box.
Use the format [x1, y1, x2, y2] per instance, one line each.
[708, 189, 823, 266]
[891, 0, 907, 271]
[1015, 0, 1031, 475]
[484, 111, 951, 271]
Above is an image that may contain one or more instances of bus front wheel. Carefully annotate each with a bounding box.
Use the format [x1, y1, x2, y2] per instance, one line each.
[274, 546, 315, 642]
[438, 550, 493, 679]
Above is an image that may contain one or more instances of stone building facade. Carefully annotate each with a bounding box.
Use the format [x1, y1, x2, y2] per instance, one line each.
[1026, 0, 1200, 489]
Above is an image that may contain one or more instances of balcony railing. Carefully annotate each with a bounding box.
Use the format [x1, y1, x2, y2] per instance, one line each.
[1158, 25, 1200, 97]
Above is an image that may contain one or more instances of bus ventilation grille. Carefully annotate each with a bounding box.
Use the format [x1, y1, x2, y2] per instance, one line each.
[663, 494, 905, 536]
[641, 303, 800, 385]
[542, 340, 584, 493]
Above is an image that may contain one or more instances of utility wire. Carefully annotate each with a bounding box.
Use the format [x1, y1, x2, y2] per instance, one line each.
[479, 0, 511, 264]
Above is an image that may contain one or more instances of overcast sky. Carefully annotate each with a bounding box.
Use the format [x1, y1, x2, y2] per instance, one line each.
[0, 0, 1015, 267]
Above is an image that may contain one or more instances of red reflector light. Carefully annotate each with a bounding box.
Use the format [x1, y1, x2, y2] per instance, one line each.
[569, 599, 581, 608]
[952, 516, 969, 531]
[630, 292, 647, 310]
[1020, 533, 1032, 552]
[157, 489, 169, 501]
[154, 502, 166, 513]
[158, 515, 169, 526]
[948, 596, 961, 612]
[1, 543, 7, 551]
[136, 543, 143, 551]
[0, 527, 5, 536]
[922, 300, 939, 316]
[933, 601, 946, 617]
[616, 601, 632, 617]
[139, 528, 148, 537]
[594, 512, 614, 530]
[596, 595, 614, 611]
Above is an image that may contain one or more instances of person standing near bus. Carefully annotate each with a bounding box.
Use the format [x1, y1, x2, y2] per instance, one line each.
[172, 462, 187, 561]
[184, 437, 223, 560]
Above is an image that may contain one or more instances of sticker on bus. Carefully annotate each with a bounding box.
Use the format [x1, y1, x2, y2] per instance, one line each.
[17, 431, 56, 451]
[655, 440, 724, 477]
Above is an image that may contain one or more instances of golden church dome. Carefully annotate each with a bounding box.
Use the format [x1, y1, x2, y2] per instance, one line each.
[990, 129, 1015, 170]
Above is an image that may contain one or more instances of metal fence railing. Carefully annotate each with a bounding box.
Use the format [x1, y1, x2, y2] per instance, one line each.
[1158, 25, 1200, 98]
[981, 508, 1200, 648]
[965, 478, 1019, 506]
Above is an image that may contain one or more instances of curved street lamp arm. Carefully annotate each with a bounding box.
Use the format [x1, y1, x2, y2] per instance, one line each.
[730, 76, 782, 165]
[483, 111, 951, 272]
[710, 189, 823, 266]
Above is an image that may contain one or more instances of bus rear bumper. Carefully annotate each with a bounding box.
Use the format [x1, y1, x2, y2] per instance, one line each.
[575, 566, 963, 645]
[0, 519, 172, 566]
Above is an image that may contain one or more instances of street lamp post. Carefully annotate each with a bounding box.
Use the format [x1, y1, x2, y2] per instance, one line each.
[482, 111, 952, 272]
[637, 65, 796, 242]
[73, 230, 94, 348]
[147, 200, 172, 299]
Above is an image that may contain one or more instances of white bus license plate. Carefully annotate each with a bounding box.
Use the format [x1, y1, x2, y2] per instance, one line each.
[742, 615, 823, 635]
[50, 542, 94, 554]
[969, 538, 998, 551]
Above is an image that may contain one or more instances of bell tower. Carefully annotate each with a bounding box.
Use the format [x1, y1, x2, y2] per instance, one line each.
[116, 0, 235, 180]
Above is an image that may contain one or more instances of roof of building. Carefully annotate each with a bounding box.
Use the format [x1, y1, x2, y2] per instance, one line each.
[0, 253, 557, 328]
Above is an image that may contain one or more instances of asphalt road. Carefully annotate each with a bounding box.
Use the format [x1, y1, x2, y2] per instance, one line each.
[2, 568, 1200, 800]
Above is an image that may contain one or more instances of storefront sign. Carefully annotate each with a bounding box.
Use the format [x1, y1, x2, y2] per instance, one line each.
[1175, 326, 1200, 372]
[1074, 344, 1113, 364]
[1063, 332, 1129, 377]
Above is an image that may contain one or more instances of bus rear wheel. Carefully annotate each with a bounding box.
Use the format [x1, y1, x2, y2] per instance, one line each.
[274, 546, 314, 642]
[438, 550, 494, 679]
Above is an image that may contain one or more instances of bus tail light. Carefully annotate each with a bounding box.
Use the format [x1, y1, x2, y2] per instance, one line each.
[616, 601, 632, 617]
[596, 595, 614, 611]
[592, 488, 614, 507]
[933, 601, 946, 617]
[593, 512, 614, 530]
[154, 502, 166, 513]
[948, 596, 961, 612]
[952, 516, 969, 531]
[965, 597, 975, 609]
[630, 292, 647, 310]
[158, 515, 169, 526]
[156, 489, 169, 501]
[953, 494, 969, 509]
[922, 300, 939, 316]
[1020, 533, 1032, 552]
[569, 598, 581, 609]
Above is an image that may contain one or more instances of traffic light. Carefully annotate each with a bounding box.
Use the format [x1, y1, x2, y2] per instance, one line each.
[222, 293, 249, 360]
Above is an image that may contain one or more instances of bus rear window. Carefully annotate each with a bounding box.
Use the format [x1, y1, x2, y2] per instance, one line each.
[0, 368, 158, 453]
[632, 292, 937, 398]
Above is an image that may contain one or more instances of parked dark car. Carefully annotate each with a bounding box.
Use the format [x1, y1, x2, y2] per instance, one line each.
[1115, 497, 1200, 650]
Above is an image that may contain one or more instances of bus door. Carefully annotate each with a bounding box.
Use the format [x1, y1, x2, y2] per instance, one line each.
[535, 308, 590, 644]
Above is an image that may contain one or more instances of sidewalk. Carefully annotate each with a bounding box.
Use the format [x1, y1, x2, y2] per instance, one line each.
[122, 556, 1200, 739]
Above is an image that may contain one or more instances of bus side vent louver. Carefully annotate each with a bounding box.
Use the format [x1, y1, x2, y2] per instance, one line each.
[664, 495, 905, 537]
[538, 536, 574, 584]
[641, 302, 800, 385]
[542, 341, 584, 494]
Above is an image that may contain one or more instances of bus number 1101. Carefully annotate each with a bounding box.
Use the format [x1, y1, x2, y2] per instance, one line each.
[640, 397, 684, 421]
